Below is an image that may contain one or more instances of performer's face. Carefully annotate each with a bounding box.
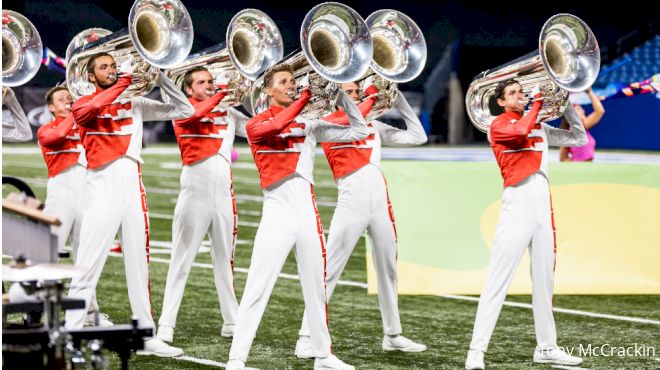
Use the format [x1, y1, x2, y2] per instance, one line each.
[186, 70, 214, 101]
[48, 90, 73, 118]
[89, 55, 117, 89]
[341, 82, 360, 102]
[266, 71, 296, 108]
[497, 83, 524, 113]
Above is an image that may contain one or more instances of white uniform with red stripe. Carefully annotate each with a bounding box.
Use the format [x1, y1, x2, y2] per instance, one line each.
[38, 115, 88, 254]
[38, 116, 100, 312]
[299, 94, 426, 338]
[228, 90, 368, 363]
[65, 72, 194, 330]
[469, 103, 587, 353]
[158, 95, 249, 331]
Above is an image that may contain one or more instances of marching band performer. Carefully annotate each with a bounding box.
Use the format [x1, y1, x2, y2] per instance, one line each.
[295, 79, 428, 357]
[226, 64, 368, 370]
[157, 66, 249, 343]
[64, 52, 194, 358]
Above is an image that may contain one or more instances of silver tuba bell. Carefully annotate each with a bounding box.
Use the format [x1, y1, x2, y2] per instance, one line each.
[2, 10, 43, 87]
[465, 13, 600, 133]
[66, 0, 194, 100]
[249, 2, 373, 118]
[360, 9, 427, 120]
[165, 9, 283, 108]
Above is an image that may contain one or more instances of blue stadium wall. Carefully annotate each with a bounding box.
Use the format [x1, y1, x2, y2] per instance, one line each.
[588, 94, 660, 151]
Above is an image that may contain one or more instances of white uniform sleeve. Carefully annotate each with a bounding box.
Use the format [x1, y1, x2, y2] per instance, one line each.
[137, 71, 195, 122]
[543, 104, 588, 147]
[313, 90, 369, 142]
[226, 107, 250, 138]
[2, 88, 33, 142]
[373, 93, 427, 147]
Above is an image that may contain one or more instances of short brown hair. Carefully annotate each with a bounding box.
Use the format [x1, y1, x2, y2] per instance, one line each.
[45, 86, 69, 105]
[494, 79, 520, 100]
[263, 63, 294, 88]
[182, 66, 210, 95]
[86, 52, 113, 75]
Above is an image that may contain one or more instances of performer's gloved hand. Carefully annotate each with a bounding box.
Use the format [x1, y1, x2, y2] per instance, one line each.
[363, 76, 379, 98]
[117, 59, 138, 78]
[529, 83, 542, 99]
[3, 86, 14, 102]
[298, 73, 311, 90]
[215, 71, 231, 92]
[116, 59, 138, 88]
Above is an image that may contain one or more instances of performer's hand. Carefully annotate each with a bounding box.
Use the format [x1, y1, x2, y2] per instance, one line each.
[363, 76, 379, 98]
[529, 83, 542, 99]
[118, 59, 138, 78]
[298, 73, 311, 90]
[215, 71, 231, 92]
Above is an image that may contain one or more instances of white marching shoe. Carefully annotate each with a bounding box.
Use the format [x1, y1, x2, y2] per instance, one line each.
[225, 359, 246, 370]
[533, 346, 583, 366]
[295, 335, 314, 359]
[221, 323, 235, 337]
[84, 312, 114, 327]
[137, 338, 183, 357]
[465, 349, 485, 369]
[382, 335, 427, 352]
[156, 325, 174, 343]
[314, 354, 355, 370]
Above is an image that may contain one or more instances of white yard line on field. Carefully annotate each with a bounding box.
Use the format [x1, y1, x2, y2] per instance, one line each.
[149, 212, 261, 228]
[107, 254, 660, 327]
[175, 355, 259, 369]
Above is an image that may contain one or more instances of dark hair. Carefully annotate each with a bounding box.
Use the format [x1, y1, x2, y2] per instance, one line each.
[263, 63, 294, 88]
[182, 66, 210, 95]
[494, 79, 520, 100]
[86, 52, 113, 75]
[45, 86, 69, 105]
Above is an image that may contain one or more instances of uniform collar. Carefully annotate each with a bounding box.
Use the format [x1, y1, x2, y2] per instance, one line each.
[51, 115, 66, 124]
[501, 110, 523, 121]
[269, 104, 285, 116]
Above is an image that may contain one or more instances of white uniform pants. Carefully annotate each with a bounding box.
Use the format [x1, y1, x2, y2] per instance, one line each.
[300, 164, 402, 336]
[229, 175, 331, 362]
[65, 157, 153, 330]
[43, 165, 100, 313]
[159, 155, 238, 328]
[469, 173, 557, 352]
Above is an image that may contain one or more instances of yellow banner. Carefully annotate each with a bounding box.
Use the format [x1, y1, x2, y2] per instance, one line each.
[366, 162, 660, 295]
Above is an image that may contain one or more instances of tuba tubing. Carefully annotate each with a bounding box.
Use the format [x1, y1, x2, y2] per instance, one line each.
[65, 0, 193, 100]
[165, 9, 283, 108]
[359, 9, 427, 121]
[249, 2, 373, 118]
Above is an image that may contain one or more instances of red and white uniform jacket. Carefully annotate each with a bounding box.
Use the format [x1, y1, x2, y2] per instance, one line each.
[321, 91, 427, 180]
[173, 92, 249, 165]
[489, 101, 588, 187]
[247, 89, 369, 189]
[38, 115, 86, 178]
[72, 72, 194, 170]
